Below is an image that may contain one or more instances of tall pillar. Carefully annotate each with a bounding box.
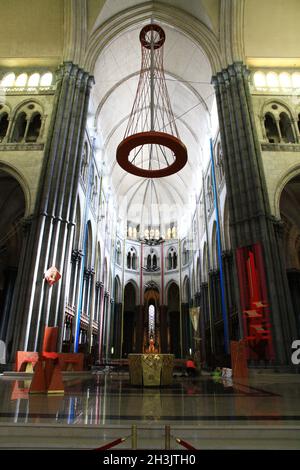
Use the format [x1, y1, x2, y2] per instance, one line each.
[0, 268, 17, 343]
[70, 249, 82, 308]
[100, 291, 110, 358]
[111, 301, 122, 357]
[136, 305, 144, 353]
[212, 62, 297, 364]
[194, 292, 204, 362]
[160, 305, 168, 353]
[105, 297, 114, 360]
[222, 250, 239, 340]
[9, 62, 93, 360]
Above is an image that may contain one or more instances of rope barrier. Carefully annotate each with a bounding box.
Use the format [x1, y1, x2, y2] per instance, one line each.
[175, 437, 196, 450]
[93, 436, 128, 451]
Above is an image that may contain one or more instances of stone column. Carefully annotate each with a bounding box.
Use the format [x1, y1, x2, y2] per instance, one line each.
[222, 250, 240, 339]
[0, 268, 17, 343]
[96, 281, 104, 362]
[181, 302, 190, 357]
[212, 62, 297, 364]
[95, 281, 101, 323]
[135, 305, 144, 353]
[113, 301, 122, 358]
[70, 249, 82, 308]
[9, 62, 93, 359]
[160, 305, 168, 353]
[105, 297, 114, 360]
[101, 291, 110, 358]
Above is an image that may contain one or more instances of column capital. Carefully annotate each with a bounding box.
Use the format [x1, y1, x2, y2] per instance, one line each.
[270, 216, 285, 238]
[84, 266, 95, 279]
[212, 62, 249, 87]
[71, 249, 83, 262]
[21, 215, 34, 234]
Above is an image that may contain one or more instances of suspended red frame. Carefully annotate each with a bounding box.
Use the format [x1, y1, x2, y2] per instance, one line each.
[116, 23, 188, 178]
[116, 131, 187, 178]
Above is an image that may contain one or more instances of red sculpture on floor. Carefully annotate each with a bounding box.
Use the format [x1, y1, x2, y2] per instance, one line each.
[29, 327, 64, 394]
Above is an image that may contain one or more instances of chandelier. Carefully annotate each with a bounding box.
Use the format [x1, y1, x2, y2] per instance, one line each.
[117, 23, 187, 178]
[140, 227, 164, 246]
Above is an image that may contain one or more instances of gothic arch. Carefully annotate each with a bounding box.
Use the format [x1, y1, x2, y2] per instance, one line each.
[202, 242, 208, 282]
[223, 197, 231, 250]
[274, 165, 300, 218]
[95, 241, 101, 282]
[0, 169, 26, 342]
[211, 221, 218, 269]
[102, 257, 108, 290]
[84, 2, 222, 74]
[196, 256, 201, 292]
[0, 162, 30, 216]
[84, 221, 93, 268]
[165, 279, 179, 301]
[73, 197, 82, 249]
[11, 98, 45, 118]
[182, 275, 190, 304]
[125, 279, 139, 301]
[114, 275, 122, 303]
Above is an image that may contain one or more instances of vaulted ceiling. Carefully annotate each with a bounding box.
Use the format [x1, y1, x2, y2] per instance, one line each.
[91, 15, 215, 232]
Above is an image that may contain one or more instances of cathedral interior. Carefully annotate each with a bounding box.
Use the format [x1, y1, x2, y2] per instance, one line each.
[0, 0, 300, 450]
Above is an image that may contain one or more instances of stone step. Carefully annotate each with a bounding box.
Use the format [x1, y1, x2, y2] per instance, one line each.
[1, 371, 93, 379]
[0, 422, 300, 450]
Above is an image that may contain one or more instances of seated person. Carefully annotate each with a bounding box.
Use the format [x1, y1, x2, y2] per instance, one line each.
[186, 357, 197, 377]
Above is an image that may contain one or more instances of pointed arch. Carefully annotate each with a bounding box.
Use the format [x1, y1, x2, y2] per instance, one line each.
[114, 275, 122, 303]
[202, 242, 208, 282]
[84, 2, 221, 74]
[196, 256, 201, 292]
[182, 275, 190, 304]
[223, 197, 231, 250]
[211, 221, 218, 269]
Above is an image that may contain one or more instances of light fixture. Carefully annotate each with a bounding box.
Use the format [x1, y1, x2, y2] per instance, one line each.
[140, 231, 164, 246]
[140, 180, 164, 245]
[117, 23, 187, 178]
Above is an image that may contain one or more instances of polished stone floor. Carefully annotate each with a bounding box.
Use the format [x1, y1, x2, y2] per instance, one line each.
[0, 371, 300, 449]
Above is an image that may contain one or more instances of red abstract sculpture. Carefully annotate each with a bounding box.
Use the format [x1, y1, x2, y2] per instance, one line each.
[44, 266, 61, 286]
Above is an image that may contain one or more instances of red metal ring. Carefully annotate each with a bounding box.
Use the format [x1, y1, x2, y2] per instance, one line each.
[116, 131, 187, 178]
[139, 24, 165, 50]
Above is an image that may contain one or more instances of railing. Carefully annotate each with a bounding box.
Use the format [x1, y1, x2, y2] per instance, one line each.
[93, 437, 128, 451]
[93, 425, 197, 450]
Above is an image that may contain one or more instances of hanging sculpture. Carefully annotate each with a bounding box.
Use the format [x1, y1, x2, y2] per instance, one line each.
[44, 266, 61, 286]
[117, 23, 187, 178]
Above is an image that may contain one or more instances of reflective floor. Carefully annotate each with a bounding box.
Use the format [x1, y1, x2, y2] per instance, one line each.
[0, 372, 300, 449]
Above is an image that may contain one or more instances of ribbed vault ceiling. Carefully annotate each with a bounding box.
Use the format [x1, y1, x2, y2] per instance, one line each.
[91, 7, 215, 234]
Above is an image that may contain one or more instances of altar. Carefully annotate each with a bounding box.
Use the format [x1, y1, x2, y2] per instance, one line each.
[128, 354, 174, 386]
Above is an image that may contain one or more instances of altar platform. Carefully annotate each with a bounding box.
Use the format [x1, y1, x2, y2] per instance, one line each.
[128, 354, 174, 386]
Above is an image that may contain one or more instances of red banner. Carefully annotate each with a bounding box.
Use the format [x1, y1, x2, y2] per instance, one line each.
[236, 243, 274, 361]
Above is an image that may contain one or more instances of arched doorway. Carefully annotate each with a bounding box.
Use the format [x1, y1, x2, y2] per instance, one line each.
[143, 282, 160, 353]
[123, 282, 137, 357]
[167, 282, 180, 357]
[280, 173, 300, 334]
[111, 275, 122, 357]
[182, 276, 193, 357]
[0, 170, 26, 347]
